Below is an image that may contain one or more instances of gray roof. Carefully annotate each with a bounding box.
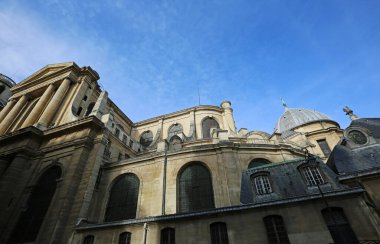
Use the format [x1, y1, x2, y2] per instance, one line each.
[275, 108, 335, 133]
[240, 158, 350, 204]
[0, 73, 16, 87]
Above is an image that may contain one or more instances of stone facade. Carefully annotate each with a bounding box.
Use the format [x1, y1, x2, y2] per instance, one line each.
[0, 62, 379, 244]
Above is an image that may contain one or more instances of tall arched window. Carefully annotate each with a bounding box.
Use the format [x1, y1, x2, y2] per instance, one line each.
[178, 163, 214, 213]
[263, 215, 290, 244]
[160, 227, 175, 244]
[9, 166, 62, 243]
[83, 235, 95, 244]
[248, 158, 271, 169]
[105, 173, 139, 222]
[321, 207, 358, 244]
[168, 123, 183, 138]
[118, 232, 131, 244]
[202, 118, 220, 139]
[210, 222, 229, 244]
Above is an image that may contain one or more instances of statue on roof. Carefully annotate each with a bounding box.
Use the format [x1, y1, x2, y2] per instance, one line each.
[343, 106, 359, 121]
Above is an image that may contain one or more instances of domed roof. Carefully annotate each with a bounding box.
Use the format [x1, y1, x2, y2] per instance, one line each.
[275, 107, 335, 133]
[0, 73, 16, 87]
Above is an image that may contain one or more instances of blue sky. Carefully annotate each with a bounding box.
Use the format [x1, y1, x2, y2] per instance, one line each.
[1, 0, 380, 133]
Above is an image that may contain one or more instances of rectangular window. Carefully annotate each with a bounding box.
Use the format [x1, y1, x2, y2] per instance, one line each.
[317, 139, 331, 157]
[263, 215, 290, 244]
[118, 153, 123, 161]
[115, 128, 120, 138]
[129, 140, 133, 148]
[122, 135, 128, 144]
[303, 166, 324, 186]
[254, 176, 272, 195]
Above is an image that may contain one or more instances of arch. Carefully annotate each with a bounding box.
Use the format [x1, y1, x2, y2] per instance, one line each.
[105, 173, 140, 221]
[248, 158, 271, 169]
[202, 117, 220, 139]
[177, 162, 214, 213]
[321, 207, 358, 244]
[140, 130, 153, 147]
[263, 215, 290, 244]
[168, 123, 183, 138]
[118, 232, 131, 244]
[9, 165, 62, 243]
[85, 102, 95, 116]
[160, 227, 175, 244]
[210, 222, 229, 244]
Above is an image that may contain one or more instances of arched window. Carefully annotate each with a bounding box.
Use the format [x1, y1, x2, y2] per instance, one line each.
[118, 232, 131, 244]
[263, 215, 290, 244]
[168, 123, 183, 138]
[321, 207, 358, 244]
[140, 130, 153, 147]
[252, 174, 272, 195]
[85, 102, 94, 116]
[83, 235, 94, 244]
[105, 173, 139, 222]
[202, 118, 220, 139]
[178, 163, 214, 213]
[9, 166, 62, 243]
[248, 158, 271, 169]
[210, 222, 229, 244]
[160, 227, 175, 244]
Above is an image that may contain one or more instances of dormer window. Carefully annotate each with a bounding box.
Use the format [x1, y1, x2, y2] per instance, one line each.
[302, 166, 324, 186]
[253, 175, 272, 195]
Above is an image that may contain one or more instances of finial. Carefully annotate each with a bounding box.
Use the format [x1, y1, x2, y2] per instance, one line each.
[343, 106, 359, 121]
[280, 97, 288, 110]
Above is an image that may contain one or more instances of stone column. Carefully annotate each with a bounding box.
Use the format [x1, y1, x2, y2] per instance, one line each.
[0, 95, 28, 134]
[21, 84, 55, 128]
[0, 99, 16, 123]
[37, 78, 71, 128]
[221, 101, 237, 136]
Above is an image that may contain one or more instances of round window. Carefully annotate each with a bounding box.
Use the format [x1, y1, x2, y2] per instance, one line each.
[348, 130, 367, 145]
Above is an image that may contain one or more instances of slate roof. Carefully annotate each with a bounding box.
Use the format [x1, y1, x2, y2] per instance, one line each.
[275, 108, 335, 133]
[240, 157, 350, 204]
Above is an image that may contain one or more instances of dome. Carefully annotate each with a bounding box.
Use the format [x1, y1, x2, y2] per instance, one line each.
[0, 73, 16, 87]
[275, 108, 335, 133]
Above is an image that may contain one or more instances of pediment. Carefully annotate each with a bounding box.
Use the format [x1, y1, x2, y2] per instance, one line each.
[17, 62, 79, 87]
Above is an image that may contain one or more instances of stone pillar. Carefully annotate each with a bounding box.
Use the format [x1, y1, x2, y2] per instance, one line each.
[0, 95, 28, 134]
[0, 99, 16, 123]
[37, 78, 71, 128]
[21, 84, 55, 128]
[221, 101, 237, 136]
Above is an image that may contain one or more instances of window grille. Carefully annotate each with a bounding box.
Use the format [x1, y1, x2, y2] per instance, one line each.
[322, 207, 358, 244]
[210, 222, 229, 244]
[9, 166, 62, 243]
[202, 118, 220, 139]
[118, 232, 131, 244]
[161, 227, 175, 244]
[317, 139, 331, 157]
[302, 166, 324, 186]
[105, 173, 139, 221]
[263, 215, 290, 244]
[254, 175, 272, 194]
[178, 163, 214, 212]
[83, 235, 94, 244]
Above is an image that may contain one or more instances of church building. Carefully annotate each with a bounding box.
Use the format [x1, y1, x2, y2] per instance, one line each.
[0, 62, 379, 244]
